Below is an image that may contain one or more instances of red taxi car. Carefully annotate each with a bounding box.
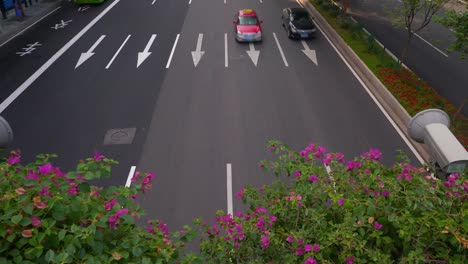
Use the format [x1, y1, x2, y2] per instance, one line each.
[233, 9, 263, 42]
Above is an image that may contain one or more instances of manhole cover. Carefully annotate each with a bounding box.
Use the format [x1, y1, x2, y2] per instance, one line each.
[104, 128, 136, 145]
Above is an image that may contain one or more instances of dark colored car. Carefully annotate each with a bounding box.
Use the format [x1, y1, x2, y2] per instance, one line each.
[282, 8, 317, 39]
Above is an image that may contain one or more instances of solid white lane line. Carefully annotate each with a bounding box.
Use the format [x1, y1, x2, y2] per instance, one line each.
[226, 163, 233, 216]
[413, 32, 448, 57]
[225, 33, 228, 67]
[165, 34, 180, 69]
[125, 166, 136, 187]
[273, 33, 289, 67]
[0, 0, 120, 114]
[0, 6, 62, 48]
[296, 0, 425, 165]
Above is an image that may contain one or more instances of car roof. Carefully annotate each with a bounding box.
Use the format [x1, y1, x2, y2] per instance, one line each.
[288, 7, 308, 14]
[239, 9, 257, 16]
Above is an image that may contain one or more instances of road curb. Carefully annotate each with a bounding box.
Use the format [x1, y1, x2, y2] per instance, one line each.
[0, 0, 63, 46]
[299, 0, 431, 164]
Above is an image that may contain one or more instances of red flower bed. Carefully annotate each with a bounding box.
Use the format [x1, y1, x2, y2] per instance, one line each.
[377, 67, 468, 148]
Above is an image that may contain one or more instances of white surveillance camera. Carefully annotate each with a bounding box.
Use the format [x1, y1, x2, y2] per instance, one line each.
[408, 109, 468, 177]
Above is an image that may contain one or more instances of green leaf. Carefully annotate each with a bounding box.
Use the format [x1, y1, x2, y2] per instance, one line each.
[132, 247, 143, 257]
[66, 172, 77, 179]
[11, 214, 23, 224]
[23, 204, 34, 215]
[20, 217, 32, 227]
[78, 183, 91, 193]
[58, 230, 66, 241]
[45, 250, 55, 262]
[84, 171, 95, 181]
[52, 210, 65, 221]
[0, 225, 5, 238]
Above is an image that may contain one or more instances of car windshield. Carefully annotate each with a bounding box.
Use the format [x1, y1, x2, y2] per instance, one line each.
[239, 16, 258, 25]
[291, 12, 310, 23]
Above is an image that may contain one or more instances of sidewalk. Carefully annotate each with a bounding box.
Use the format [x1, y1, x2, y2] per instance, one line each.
[0, 0, 63, 45]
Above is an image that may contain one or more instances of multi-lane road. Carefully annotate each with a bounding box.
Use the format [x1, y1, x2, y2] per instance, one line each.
[0, 0, 420, 230]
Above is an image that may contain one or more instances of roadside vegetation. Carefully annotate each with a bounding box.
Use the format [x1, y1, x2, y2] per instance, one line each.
[1, 143, 466, 263]
[310, 0, 467, 148]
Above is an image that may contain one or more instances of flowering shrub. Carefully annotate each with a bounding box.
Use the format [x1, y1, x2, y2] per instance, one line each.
[376, 67, 468, 149]
[198, 141, 467, 263]
[0, 150, 198, 263]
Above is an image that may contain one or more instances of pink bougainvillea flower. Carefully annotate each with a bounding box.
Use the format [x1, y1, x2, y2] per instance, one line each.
[22, 229, 33, 238]
[346, 161, 355, 171]
[378, 182, 385, 188]
[335, 152, 345, 163]
[15, 188, 26, 195]
[236, 211, 243, 218]
[368, 148, 382, 160]
[346, 256, 355, 264]
[313, 243, 320, 252]
[39, 186, 52, 197]
[93, 150, 105, 161]
[7, 156, 20, 165]
[255, 207, 267, 214]
[382, 190, 390, 197]
[286, 236, 295, 243]
[33, 197, 48, 209]
[38, 164, 54, 175]
[304, 258, 317, 264]
[297, 238, 304, 245]
[147, 226, 155, 234]
[108, 208, 129, 229]
[255, 217, 265, 230]
[131, 171, 141, 183]
[304, 244, 312, 252]
[31, 216, 41, 227]
[308, 174, 318, 183]
[300, 150, 308, 157]
[25, 170, 39, 181]
[130, 194, 139, 199]
[293, 171, 301, 178]
[374, 221, 383, 230]
[315, 146, 326, 158]
[364, 169, 371, 174]
[236, 187, 245, 199]
[338, 198, 345, 207]
[104, 199, 118, 211]
[295, 247, 305, 256]
[260, 235, 270, 249]
[269, 216, 277, 222]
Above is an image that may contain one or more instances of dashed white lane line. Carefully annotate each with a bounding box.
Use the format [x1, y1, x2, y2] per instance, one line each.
[0, 6, 62, 48]
[152, 0, 156, 4]
[225, 33, 228, 67]
[0, 0, 121, 114]
[273, 33, 289, 67]
[296, 0, 425, 165]
[189, 0, 192, 4]
[106, 34, 131, 69]
[125, 166, 136, 187]
[413, 32, 448, 57]
[226, 163, 233, 216]
[166, 34, 180, 69]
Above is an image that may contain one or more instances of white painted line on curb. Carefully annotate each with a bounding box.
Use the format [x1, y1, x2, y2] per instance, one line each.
[413, 32, 448, 57]
[0, 0, 120, 114]
[273, 33, 289, 67]
[125, 166, 136, 187]
[166, 34, 180, 69]
[225, 33, 228, 67]
[226, 163, 233, 216]
[297, 0, 425, 165]
[106, 34, 131, 69]
[0, 6, 62, 48]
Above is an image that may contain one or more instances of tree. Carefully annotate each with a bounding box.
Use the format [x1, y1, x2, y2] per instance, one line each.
[435, 10, 468, 59]
[391, 0, 450, 63]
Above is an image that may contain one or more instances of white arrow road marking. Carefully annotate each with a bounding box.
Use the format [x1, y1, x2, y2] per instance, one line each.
[246, 43, 260, 66]
[75, 35, 106, 69]
[137, 34, 157, 68]
[224, 33, 228, 67]
[301, 40, 317, 66]
[106, 34, 131, 69]
[191, 33, 205, 67]
[273, 33, 288, 67]
[166, 34, 180, 68]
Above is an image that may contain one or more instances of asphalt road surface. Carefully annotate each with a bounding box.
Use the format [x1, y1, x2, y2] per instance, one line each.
[0, 0, 420, 232]
[349, 0, 468, 116]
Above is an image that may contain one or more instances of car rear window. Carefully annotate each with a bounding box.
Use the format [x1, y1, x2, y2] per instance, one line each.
[239, 16, 259, 25]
